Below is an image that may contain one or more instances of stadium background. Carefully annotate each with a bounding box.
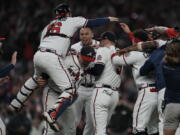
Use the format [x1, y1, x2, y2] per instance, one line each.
[0, 0, 179, 134]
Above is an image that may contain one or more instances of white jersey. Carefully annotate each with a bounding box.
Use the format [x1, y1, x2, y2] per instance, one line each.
[47, 54, 84, 92]
[71, 40, 99, 86]
[112, 39, 166, 88]
[40, 17, 87, 57]
[95, 46, 121, 88]
[112, 51, 154, 88]
[71, 39, 99, 53]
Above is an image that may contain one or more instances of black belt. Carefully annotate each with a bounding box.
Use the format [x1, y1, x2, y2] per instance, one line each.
[45, 33, 71, 39]
[101, 84, 118, 91]
[81, 83, 94, 88]
[138, 83, 156, 90]
[38, 47, 62, 57]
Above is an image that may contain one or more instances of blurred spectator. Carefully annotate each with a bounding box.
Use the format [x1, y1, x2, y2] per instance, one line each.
[6, 113, 32, 135]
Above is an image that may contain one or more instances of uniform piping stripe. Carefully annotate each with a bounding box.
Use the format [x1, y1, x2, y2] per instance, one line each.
[20, 89, 28, 97]
[135, 89, 146, 129]
[15, 98, 24, 106]
[32, 77, 38, 84]
[44, 88, 50, 135]
[123, 54, 136, 69]
[123, 54, 129, 66]
[93, 88, 99, 133]
[24, 85, 34, 91]
[58, 57, 73, 91]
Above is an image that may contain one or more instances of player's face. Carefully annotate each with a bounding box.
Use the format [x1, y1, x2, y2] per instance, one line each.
[80, 28, 94, 45]
[99, 39, 110, 47]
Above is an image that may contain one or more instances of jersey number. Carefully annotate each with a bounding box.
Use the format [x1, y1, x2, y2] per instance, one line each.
[47, 22, 62, 34]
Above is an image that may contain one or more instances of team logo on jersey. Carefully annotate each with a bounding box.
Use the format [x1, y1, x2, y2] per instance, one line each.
[97, 55, 102, 61]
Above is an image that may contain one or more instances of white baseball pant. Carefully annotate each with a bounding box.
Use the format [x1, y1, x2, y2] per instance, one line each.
[91, 87, 119, 135]
[158, 88, 165, 135]
[43, 86, 76, 135]
[0, 118, 5, 135]
[133, 87, 159, 134]
[74, 85, 94, 135]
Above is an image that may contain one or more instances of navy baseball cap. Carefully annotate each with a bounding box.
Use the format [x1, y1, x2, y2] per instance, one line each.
[97, 31, 117, 43]
[80, 46, 96, 62]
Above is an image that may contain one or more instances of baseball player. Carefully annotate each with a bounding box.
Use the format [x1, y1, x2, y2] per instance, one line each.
[86, 32, 121, 135]
[71, 27, 99, 135]
[111, 23, 167, 135]
[71, 27, 99, 53]
[41, 46, 96, 135]
[0, 38, 17, 135]
[9, 2, 120, 131]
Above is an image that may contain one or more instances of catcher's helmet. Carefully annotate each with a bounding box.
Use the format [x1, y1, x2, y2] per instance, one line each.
[54, 3, 71, 15]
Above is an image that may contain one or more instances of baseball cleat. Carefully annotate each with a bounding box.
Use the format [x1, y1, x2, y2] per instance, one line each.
[42, 111, 61, 132]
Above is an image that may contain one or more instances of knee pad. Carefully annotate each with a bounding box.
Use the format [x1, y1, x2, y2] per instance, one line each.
[10, 77, 38, 110]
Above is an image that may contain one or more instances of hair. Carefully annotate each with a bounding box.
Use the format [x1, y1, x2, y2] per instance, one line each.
[133, 29, 149, 41]
[165, 40, 180, 66]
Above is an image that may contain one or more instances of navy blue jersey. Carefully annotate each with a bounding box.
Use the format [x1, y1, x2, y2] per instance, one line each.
[163, 65, 180, 104]
[140, 46, 166, 90]
[0, 64, 14, 78]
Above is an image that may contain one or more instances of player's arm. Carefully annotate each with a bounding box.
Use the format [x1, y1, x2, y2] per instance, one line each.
[120, 23, 141, 43]
[86, 17, 119, 27]
[86, 63, 105, 76]
[140, 58, 154, 76]
[85, 48, 107, 77]
[145, 26, 180, 38]
[0, 51, 17, 78]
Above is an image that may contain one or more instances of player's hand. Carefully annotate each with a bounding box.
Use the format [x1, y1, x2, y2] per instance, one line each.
[145, 26, 168, 34]
[108, 17, 120, 22]
[36, 77, 47, 87]
[0, 76, 9, 84]
[120, 23, 131, 33]
[11, 51, 17, 65]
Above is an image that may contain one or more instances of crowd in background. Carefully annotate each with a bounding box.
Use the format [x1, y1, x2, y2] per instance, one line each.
[0, 0, 179, 134]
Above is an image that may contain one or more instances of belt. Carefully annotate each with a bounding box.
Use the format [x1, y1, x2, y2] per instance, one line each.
[45, 33, 71, 39]
[96, 84, 118, 91]
[38, 47, 62, 57]
[81, 83, 94, 88]
[138, 83, 157, 91]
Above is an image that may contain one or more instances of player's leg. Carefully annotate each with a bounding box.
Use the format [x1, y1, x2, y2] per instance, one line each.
[107, 91, 119, 124]
[146, 104, 159, 135]
[133, 88, 158, 135]
[0, 118, 6, 135]
[10, 51, 48, 111]
[58, 104, 76, 135]
[74, 86, 86, 127]
[9, 76, 39, 111]
[83, 89, 94, 135]
[34, 52, 76, 131]
[158, 88, 165, 135]
[163, 103, 180, 135]
[43, 86, 77, 135]
[91, 87, 112, 135]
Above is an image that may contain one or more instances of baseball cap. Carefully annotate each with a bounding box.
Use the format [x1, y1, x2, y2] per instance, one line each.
[97, 31, 117, 43]
[80, 46, 96, 62]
